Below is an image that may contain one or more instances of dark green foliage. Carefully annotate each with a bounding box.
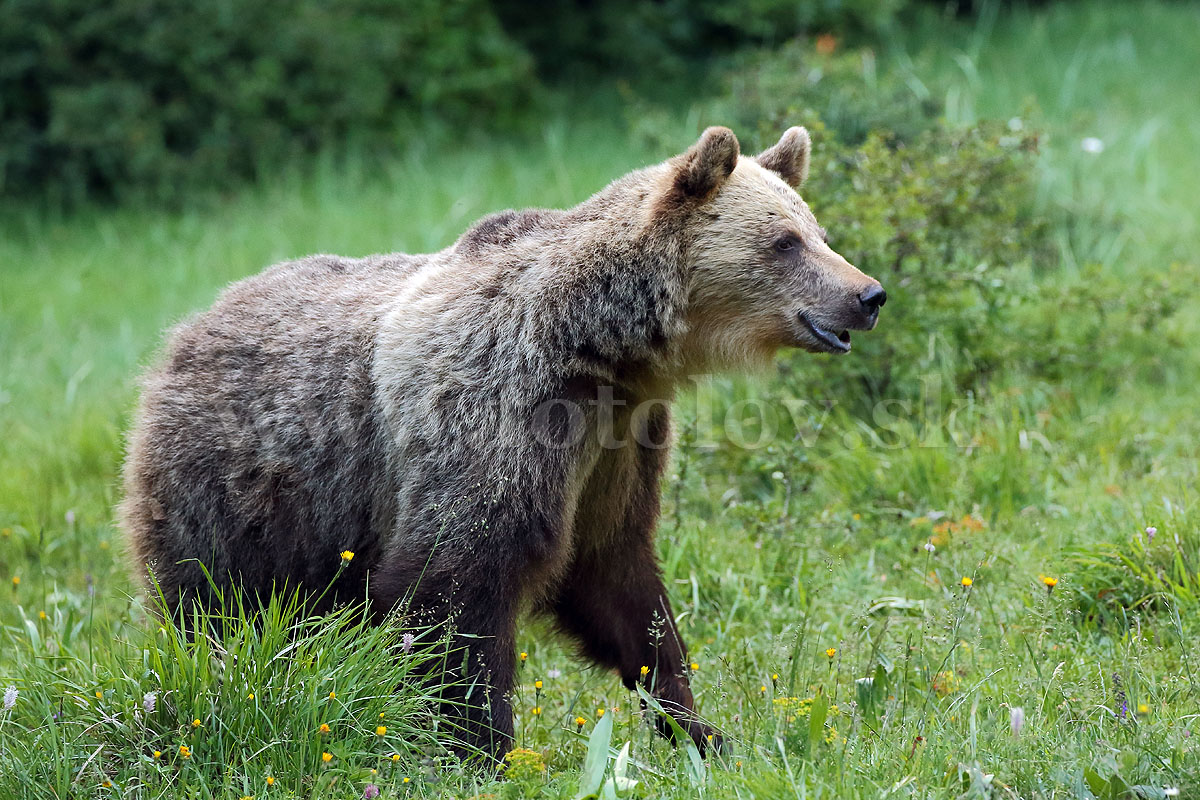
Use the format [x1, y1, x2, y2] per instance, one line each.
[0, 0, 534, 202]
[1, 0, 1026, 203]
[493, 0, 906, 79]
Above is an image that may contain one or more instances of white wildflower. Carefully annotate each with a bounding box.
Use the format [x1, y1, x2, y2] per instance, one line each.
[143, 691, 157, 714]
[3, 686, 16, 711]
[401, 632, 415, 653]
[924, 541, 936, 553]
[1007, 117, 1024, 131]
[65, 510, 75, 525]
[1010, 706, 1024, 736]
[1080, 137, 1105, 154]
[547, 669, 562, 679]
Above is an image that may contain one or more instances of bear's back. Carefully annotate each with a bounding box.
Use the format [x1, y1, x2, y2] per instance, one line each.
[121, 252, 428, 608]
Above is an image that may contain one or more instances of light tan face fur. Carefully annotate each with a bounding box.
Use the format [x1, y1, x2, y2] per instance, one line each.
[682, 129, 883, 371]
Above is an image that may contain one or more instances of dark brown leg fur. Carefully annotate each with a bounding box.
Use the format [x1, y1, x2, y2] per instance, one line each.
[550, 405, 716, 753]
[552, 540, 715, 751]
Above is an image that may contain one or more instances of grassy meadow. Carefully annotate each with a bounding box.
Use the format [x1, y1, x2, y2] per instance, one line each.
[1, 2, 1198, 797]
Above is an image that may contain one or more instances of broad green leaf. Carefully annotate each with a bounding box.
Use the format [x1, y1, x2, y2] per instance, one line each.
[635, 685, 705, 786]
[808, 690, 830, 749]
[575, 707, 614, 799]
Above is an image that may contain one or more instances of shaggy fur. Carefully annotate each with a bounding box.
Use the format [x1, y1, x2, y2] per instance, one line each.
[119, 127, 883, 760]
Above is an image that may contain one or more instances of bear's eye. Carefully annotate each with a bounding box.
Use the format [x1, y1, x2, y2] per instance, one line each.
[774, 236, 798, 253]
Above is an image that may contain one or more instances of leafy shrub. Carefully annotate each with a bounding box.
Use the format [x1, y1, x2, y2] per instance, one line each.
[784, 118, 1047, 412]
[1010, 260, 1197, 388]
[0, 0, 534, 202]
[494, 0, 907, 81]
[725, 39, 942, 146]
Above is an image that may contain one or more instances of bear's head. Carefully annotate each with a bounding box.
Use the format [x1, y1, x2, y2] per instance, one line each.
[664, 126, 885, 371]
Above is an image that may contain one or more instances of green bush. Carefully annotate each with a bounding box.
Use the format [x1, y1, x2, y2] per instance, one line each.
[725, 40, 942, 145]
[0, 0, 534, 202]
[494, 0, 906, 80]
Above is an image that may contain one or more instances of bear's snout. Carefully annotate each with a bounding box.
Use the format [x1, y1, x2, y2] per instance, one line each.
[857, 284, 887, 329]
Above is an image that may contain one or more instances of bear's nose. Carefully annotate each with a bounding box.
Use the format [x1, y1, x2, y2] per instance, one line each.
[858, 285, 887, 316]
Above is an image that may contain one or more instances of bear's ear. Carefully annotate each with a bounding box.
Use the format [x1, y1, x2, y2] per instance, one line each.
[756, 126, 811, 188]
[672, 126, 740, 200]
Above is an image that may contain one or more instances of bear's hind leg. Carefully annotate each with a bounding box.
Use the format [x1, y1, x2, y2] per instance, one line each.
[372, 544, 527, 766]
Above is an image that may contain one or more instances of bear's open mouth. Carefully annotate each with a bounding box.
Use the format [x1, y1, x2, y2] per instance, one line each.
[797, 312, 851, 353]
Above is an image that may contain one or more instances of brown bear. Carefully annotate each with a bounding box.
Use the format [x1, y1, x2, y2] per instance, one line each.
[119, 126, 884, 761]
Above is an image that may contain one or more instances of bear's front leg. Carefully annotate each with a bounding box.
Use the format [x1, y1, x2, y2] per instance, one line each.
[548, 413, 718, 753]
[551, 539, 717, 752]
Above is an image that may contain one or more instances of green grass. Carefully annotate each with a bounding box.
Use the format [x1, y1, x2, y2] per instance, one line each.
[2, 1, 1199, 797]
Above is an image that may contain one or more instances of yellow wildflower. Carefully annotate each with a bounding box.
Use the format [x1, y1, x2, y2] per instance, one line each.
[503, 748, 546, 780]
[575, 716, 586, 728]
[933, 670, 961, 697]
[318, 723, 330, 734]
[534, 680, 542, 690]
[340, 550, 354, 563]
[596, 707, 605, 718]
[266, 776, 275, 786]
[192, 718, 201, 728]
[179, 745, 191, 759]
[825, 647, 837, 658]
[519, 651, 528, 662]
[961, 576, 973, 588]
[689, 662, 699, 672]
[639, 665, 649, 678]
[152, 750, 161, 759]
[531, 706, 541, 716]
[321, 752, 332, 763]
[391, 753, 400, 762]
[376, 726, 387, 736]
